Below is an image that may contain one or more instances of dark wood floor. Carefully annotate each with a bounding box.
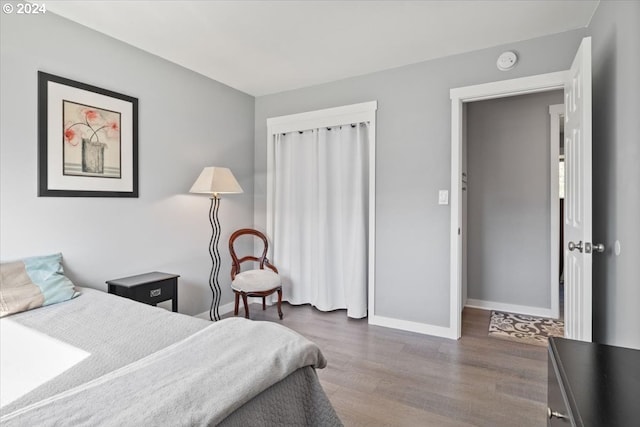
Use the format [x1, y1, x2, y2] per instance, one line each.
[235, 304, 548, 426]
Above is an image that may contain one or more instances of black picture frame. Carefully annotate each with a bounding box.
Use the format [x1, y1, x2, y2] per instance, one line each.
[38, 71, 138, 197]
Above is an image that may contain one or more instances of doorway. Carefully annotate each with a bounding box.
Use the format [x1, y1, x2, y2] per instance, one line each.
[462, 91, 564, 327]
[450, 72, 569, 339]
[450, 38, 593, 341]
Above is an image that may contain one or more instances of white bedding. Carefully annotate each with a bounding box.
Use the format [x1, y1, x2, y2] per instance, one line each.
[2, 317, 325, 426]
[0, 287, 334, 426]
[1, 287, 208, 414]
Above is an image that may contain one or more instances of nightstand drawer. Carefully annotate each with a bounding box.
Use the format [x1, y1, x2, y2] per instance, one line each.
[130, 278, 176, 305]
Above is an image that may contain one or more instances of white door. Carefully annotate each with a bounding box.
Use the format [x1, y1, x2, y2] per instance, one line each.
[564, 37, 593, 342]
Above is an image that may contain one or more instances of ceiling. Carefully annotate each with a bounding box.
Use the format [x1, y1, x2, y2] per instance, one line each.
[45, 1, 599, 96]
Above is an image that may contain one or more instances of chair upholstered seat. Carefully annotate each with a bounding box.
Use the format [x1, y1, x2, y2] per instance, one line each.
[231, 269, 281, 293]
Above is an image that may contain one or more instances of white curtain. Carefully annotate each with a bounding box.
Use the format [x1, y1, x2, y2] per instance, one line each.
[272, 123, 369, 318]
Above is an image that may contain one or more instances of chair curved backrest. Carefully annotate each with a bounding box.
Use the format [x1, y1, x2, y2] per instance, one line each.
[229, 228, 278, 280]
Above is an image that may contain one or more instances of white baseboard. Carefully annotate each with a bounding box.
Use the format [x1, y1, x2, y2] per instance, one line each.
[194, 301, 236, 320]
[465, 298, 555, 319]
[198, 303, 459, 340]
[368, 314, 458, 340]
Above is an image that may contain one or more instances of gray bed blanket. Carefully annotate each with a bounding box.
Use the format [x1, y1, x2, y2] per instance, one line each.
[1, 316, 327, 426]
[2, 287, 210, 412]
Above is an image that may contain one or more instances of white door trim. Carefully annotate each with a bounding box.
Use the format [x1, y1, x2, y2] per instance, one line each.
[267, 101, 377, 134]
[266, 101, 377, 320]
[549, 103, 564, 320]
[450, 71, 568, 339]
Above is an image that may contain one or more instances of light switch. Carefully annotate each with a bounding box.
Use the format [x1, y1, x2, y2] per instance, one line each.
[438, 190, 449, 205]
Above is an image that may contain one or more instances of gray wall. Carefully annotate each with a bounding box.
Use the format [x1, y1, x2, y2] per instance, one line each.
[0, 11, 255, 316]
[466, 91, 563, 308]
[4, 4, 633, 344]
[589, 1, 640, 349]
[255, 30, 587, 327]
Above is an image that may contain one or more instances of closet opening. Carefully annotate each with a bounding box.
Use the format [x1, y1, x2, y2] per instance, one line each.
[266, 102, 377, 319]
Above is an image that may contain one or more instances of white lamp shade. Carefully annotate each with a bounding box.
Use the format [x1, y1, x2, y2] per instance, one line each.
[189, 167, 243, 196]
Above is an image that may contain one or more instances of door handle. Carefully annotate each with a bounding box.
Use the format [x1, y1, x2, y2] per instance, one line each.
[569, 241, 605, 254]
[585, 242, 605, 254]
[568, 241, 583, 252]
[547, 407, 569, 420]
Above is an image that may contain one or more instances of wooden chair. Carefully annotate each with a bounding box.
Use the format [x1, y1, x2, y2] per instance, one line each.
[229, 228, 283, 320]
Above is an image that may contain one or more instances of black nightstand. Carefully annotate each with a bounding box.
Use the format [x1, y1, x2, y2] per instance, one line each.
[106, 272, 180, 312]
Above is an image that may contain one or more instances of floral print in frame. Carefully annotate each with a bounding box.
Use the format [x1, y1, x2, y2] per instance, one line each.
[63, 101, 122, 178]
[38, 72, 138, 197]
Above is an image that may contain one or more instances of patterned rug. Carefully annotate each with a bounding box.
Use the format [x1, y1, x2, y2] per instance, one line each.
[488, 311, 564, 346]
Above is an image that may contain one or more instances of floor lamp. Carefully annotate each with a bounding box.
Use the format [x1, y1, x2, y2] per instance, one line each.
[190, 167, 243, 321]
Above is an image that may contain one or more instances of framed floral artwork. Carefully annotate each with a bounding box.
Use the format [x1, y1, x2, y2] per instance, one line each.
[38, 72, 138, 197]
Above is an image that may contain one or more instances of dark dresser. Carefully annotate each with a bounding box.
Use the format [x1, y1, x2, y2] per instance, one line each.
[547, 337, 640, 426]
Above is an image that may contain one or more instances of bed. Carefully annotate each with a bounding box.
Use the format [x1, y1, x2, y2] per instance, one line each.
[0, 286, 342, 426]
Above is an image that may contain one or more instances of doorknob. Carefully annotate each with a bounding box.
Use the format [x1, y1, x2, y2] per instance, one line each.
[569, 241, 605, 253]
[585, 242, 605, 254]
[568, 241, 583, 252]
[547, 407, 569, 420]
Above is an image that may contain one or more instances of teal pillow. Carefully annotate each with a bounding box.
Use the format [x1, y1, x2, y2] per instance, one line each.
[0, 253, 78, 317]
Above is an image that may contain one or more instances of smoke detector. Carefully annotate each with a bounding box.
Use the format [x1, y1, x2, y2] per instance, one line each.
[497, 51, 518, 71]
